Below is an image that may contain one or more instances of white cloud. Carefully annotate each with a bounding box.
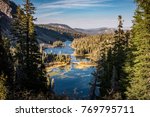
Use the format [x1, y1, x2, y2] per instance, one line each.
[39, 0, 112, 9]
[37, 11, 64, 18]
[35, 0, 133, 28]
[36, 0, 112, 21]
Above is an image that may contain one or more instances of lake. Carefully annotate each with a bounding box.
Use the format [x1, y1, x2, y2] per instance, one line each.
[45, 41, 98, 99]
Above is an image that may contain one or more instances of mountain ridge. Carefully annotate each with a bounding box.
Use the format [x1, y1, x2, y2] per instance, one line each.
[38, 23, 117, 35]
[0, 0, 86, 43]
[0, 0, 129, 44]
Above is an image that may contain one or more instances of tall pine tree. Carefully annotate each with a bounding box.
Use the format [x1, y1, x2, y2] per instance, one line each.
[126, 0, 150, 99]
[112, 15, 129, 99]
[94, 16, 129, 99]
[12, 0, 48, 91]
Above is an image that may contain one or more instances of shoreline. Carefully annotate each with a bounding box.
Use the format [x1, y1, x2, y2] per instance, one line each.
[44, 43, 97, 72]
[45, 62, 69, 72]
[45, 61, 97, 72]
[73, 52, 97, 62]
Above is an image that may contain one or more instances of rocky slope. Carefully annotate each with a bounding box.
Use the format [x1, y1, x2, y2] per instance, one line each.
[0, 0, 85, 43]
[0, 0, 17, 38]
[0, 0, 13, 18]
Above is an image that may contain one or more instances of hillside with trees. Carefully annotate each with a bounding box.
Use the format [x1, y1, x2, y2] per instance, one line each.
[71, 34, 114, 61]
[125, 0, 150, 99]
[0, 0, 150, 100]
[92, 16, 130, 99]
[0, 0, 66, 99]
[92, 0, 150, 100]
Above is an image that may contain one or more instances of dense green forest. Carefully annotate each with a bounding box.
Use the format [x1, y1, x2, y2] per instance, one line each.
[71, 34, 114, 61]
[0, 0, 66, 99]
[92, 0, 150, 99]
[71, 0, 150, 99]
[0, 0, 150, 100]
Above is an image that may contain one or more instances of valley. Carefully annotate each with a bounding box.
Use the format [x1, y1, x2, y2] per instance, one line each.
[44, 41, 97, 99]
[0, 0, 149, 100]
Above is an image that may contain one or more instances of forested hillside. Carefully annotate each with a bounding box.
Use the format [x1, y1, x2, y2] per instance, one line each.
[92, 0, 150, 99]
[36, 24, 86, 43]
[0, 0, 66, 99]
[71, 34, 114, 61]
[0, 0, 150, 100]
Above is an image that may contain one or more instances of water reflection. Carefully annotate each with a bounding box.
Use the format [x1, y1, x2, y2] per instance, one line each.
[45, 41, 96, 99]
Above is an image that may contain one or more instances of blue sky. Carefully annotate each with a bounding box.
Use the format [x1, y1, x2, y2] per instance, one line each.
[12, 0, 136, 29]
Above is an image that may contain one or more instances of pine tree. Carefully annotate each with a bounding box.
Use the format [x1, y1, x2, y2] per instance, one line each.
[12, 0, 48, 91]
[93, 36, 115, 99]
[112, 16, 129, 98]
[125, 0, 150, 99]
[113, 15, 126, 79]
[93, 16, 129, 99]
[0, 24, 14, 99]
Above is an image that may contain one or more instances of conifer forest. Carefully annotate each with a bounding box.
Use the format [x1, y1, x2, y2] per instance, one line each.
[0, 0, 150, 100]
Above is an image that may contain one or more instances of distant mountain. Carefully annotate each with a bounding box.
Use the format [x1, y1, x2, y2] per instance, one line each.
[74, 27, 115, 35]
[37, 23, 86, 43]
[0, 0, 129, 44]
[48, 23, 74, 30]
[0, 0, 86, 43]
[35, 25, 85, 43]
